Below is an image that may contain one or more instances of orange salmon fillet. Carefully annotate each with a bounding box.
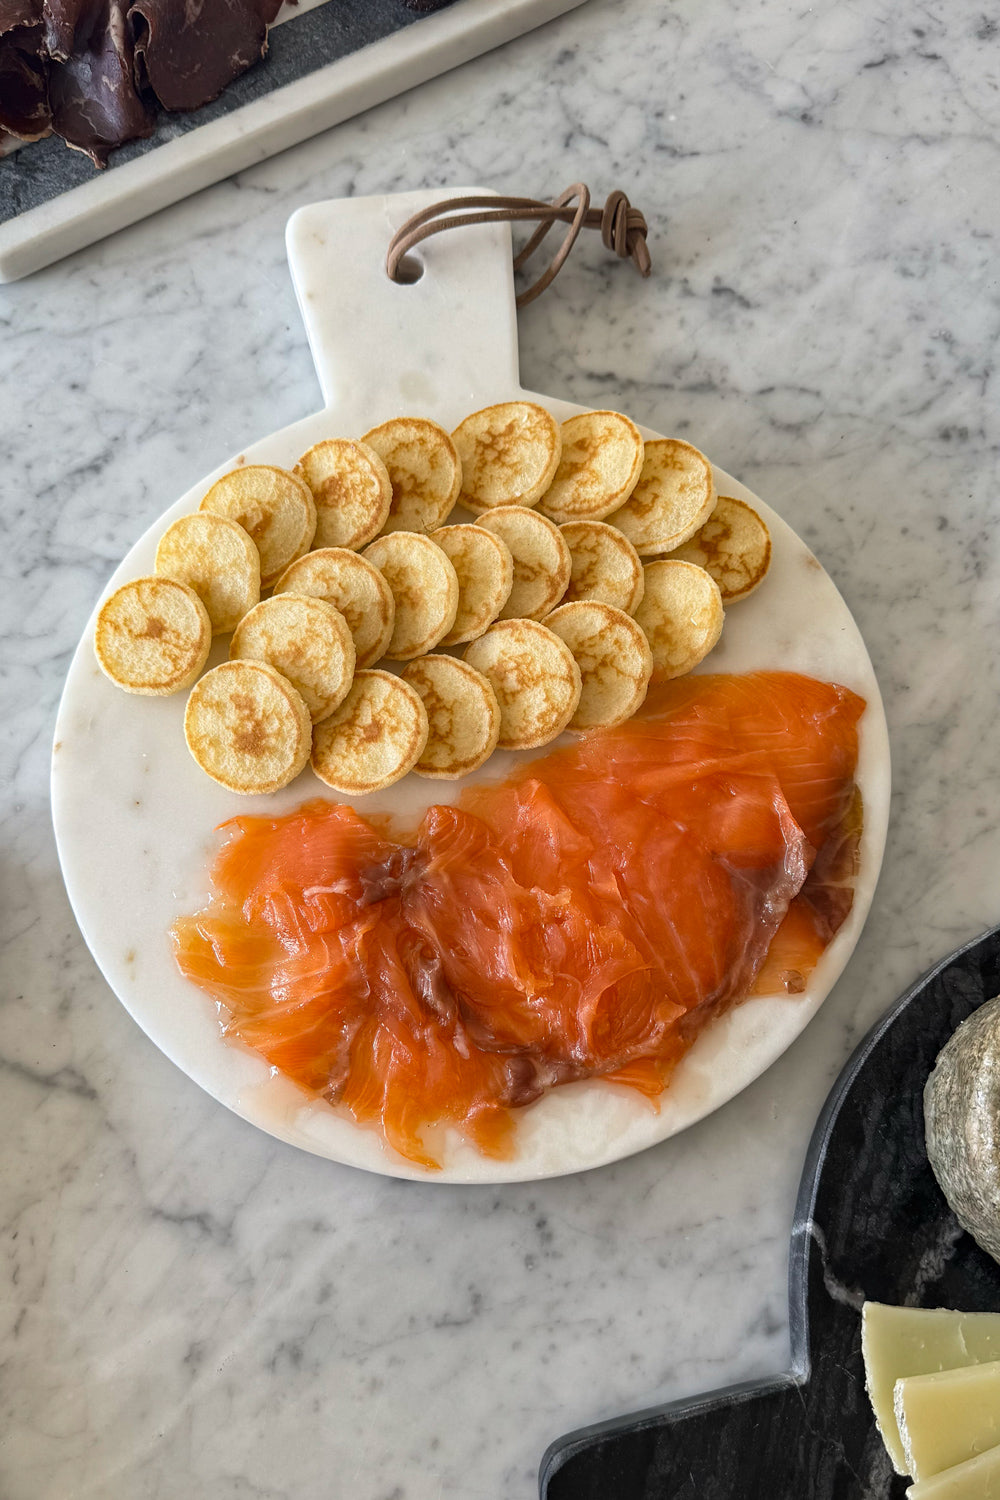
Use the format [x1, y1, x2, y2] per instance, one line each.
[172, 671, 865, 1167]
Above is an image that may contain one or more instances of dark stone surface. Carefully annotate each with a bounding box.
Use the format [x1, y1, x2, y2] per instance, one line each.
[0, 0, 459, 224]
[540, 926, 1000, 1499]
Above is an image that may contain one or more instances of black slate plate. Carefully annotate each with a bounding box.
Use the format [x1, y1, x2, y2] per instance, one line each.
[540, 924, 1000, 1499]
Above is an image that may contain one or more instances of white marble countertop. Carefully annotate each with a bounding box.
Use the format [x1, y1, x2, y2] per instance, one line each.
[2, 1, 999, 1496]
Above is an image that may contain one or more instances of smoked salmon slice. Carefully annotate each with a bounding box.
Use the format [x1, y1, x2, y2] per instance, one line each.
[172, 671, 865, 1168]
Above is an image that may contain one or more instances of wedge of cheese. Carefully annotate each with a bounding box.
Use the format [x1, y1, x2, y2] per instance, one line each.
[862, 1302, 1000, 1473]
[908, 1443, 1000, 1498]
[896, 1359, 1000, 1478]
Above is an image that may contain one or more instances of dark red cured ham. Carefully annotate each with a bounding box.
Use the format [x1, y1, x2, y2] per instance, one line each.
[0, 0, 42, 28]
[47, 0, 150, 163]
[172, 671, 866, 1168]
[0, 0, 52, 142]
[130, 0, 275, 114]
[1, 0, 283, 161]
[41, 0, 92, 59]
[3, 0, 457, 164]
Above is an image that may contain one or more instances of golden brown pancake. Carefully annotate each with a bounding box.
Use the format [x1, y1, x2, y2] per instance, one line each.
[432, 523, 514, 644]
[452, 401, 561, 513]
[154, 511, 260, 635]
[671, 495, 771, 602]
[633, 559, 725, 681]
[94, 576, 211, 695]
[544, 600, 653, 729]
[402, 655, 501, 779]
[200, 465, 316, 588]
[362, 417, 462, 533]
[311, 670, 429, 794]
[476, 506, 572, 621]
[537, 410, 644, 523]
[607, 439, 716, 557]
[230, 594, 356, 724]
[296, 438, 392, 551]
[464, 618, 582, 749]
[184, 660, 312, 794]
[559, 519, 645, 615]
[362, 531, 460, 660]
[272, 548, 394, 669]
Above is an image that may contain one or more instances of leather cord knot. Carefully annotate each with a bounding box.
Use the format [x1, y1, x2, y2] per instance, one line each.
[386, 184, 652, 307]
[600, 189, 651, 276]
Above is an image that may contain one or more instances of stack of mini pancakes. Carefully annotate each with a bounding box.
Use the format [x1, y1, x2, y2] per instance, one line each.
[94, 403, 771, 796]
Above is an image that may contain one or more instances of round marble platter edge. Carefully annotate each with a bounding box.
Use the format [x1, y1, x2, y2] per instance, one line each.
[50, 387, 891, 1185]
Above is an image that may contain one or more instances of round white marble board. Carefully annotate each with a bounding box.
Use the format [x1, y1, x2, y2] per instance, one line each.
[51, 397, 890, 1184]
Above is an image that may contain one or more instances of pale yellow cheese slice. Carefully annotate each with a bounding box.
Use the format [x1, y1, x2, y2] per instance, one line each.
[862, 1302, 1000, 1474]
[909, 1443, 1000, 1499]
[896, 1360, 1000, 1479]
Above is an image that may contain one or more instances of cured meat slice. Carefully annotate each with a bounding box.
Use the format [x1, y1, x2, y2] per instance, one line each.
[0, 0, 41, 32]
[48, 0, 150, 163]
[4, 0, 286, 163]
[40, 0, 92, 60]
[0, 36, 50, 140]
[0, 0, 51, 141]
[0, 0, 40, 32]
[3, 0, 448, 167]
[130, 0, 271, 113]
[173, 672, 865, 1168]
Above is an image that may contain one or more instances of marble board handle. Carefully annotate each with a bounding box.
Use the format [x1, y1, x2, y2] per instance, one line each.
[285, 188, 522, 431]
[540, 925, 1000, 1499]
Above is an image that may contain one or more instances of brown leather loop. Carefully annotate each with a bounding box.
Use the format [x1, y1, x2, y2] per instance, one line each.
[385, 184, 651, 307]
[511, 183, 591, 305]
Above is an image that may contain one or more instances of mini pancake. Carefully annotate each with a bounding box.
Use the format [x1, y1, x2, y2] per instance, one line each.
[311, 670, 429, 795]
[476, 507, 572, 621]
[362, 532, 459, 660]
[230, 594, 356, 724]
[296, 438, 392, 551]
[545, 601, 653, 730]
[272, 548, 394, 669]
[402, 655, 501, 779]
[537, 410, 644, 523]
[362, 417, 462, 534]
[94, 575, 211, 695]
[634, 559, 725, 682]
[608, 438, 716, 557]
[184, 659, 312, 794]
[560, 519, 645, 615]
[671, 494, 772, 602]
[200, 465, 316, 589]
[154, 511, 261, 635]
[431, 524, 514, 645]
[464, 618, 582, 750]
[452, 401, 561, 513]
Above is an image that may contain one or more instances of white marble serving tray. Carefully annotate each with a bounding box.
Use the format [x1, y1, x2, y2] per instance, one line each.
[0, 0, 586, 283]
[50, 189, 891, 1183]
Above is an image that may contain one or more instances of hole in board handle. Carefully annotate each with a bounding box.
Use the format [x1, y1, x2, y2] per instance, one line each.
[392, 254, 424, 285]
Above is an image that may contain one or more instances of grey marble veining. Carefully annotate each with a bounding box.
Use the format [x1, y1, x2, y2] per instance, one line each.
[2, 0, 999, 1495]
